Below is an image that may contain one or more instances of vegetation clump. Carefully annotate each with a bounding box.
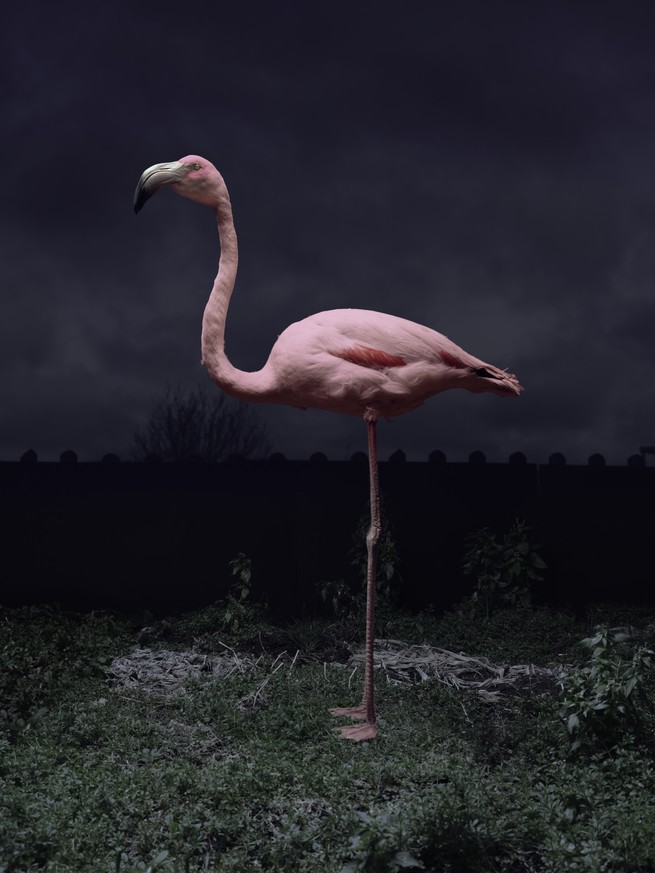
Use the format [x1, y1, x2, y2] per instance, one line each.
[462, 519, 546, 618]
[559, 625, 655, 752]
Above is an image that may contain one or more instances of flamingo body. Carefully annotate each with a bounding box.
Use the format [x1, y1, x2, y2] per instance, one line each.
[256, 307, 520, 418]
[134, 154, 522, 741]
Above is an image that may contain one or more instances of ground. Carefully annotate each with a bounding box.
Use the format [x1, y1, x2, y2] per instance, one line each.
[1, 602, 654, 872]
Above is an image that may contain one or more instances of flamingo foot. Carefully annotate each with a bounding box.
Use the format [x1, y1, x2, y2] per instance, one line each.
[330, 703, 377, 740]
[336, 721, 377, 741]
[328, 704, 368, 721]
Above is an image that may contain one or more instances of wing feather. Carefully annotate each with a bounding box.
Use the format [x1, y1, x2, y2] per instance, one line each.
[334, 344, 407, 370]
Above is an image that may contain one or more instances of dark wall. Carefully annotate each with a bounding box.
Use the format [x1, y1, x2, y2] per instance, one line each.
[1, 458, 653, 615]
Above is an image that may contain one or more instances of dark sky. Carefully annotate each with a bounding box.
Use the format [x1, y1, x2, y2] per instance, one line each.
[3, 1, 655, 463]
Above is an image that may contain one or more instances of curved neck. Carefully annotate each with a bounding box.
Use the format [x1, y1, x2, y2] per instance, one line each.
[200, 180, 272, 401]
[201, 194, 237, 373]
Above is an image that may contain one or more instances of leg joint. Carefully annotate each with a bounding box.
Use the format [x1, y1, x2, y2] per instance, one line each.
[366, 520, 381, 550]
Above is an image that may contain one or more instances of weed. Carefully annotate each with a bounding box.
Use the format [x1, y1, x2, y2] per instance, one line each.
[559, 626, 655, 752]
[228, 552, 252, 602]
[338, 812, 424, 872]
[462, 520, 546, 618]
[278, 618, 334, 657]
[317, 579, 360, 619]
[351, 502, 401, 604]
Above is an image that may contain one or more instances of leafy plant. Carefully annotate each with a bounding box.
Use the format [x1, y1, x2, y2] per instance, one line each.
[462, 520, 546, 618]
[221, 553, 266, 639]
[339, 812, 424, 873]
[317, 579, 359, 618]
[351, 502, 401, 604]
[228, 552, 252, 602]
[558, 626, 654, 752]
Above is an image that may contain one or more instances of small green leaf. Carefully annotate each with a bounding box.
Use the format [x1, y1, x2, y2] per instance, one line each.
[624, 676, 638, 696]
[394, 849, 426, 868]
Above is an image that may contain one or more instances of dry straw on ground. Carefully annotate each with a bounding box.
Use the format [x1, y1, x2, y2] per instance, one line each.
[107, 640, 560, 702]
[345, 638, 561, 700]
[107, 645, 261, 697]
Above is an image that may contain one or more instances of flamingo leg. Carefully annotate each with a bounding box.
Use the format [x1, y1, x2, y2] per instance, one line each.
[330, 414, 379, 740]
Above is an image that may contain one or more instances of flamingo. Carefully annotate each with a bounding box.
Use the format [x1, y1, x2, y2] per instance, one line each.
[134, 155, 522, 740]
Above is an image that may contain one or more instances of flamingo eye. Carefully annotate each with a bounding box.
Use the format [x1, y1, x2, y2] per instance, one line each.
[192, 162, 201, 170]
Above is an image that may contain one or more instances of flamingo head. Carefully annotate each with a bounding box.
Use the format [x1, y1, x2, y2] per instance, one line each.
[133, 154, 221, 213]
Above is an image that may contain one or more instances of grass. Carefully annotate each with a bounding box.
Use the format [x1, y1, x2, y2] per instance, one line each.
[1, 602, 655, 872]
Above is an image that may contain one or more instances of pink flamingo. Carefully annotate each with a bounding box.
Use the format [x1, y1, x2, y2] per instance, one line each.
[134, 155, 522, 740]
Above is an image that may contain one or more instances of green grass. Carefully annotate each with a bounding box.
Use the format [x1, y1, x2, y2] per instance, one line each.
[1, 603, 655, 872]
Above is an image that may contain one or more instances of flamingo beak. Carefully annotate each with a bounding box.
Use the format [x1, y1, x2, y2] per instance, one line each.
[133, 161, 189, 213]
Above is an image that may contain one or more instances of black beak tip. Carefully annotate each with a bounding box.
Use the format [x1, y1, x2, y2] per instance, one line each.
[133, 187, 146, 214]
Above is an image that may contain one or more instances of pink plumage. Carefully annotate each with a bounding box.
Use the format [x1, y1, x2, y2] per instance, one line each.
[260, 308, 521, 418]
[134, 154, 522, 740]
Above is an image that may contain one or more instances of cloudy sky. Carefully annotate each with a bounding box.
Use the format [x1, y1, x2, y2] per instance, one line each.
[3, 1, 655, 464]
